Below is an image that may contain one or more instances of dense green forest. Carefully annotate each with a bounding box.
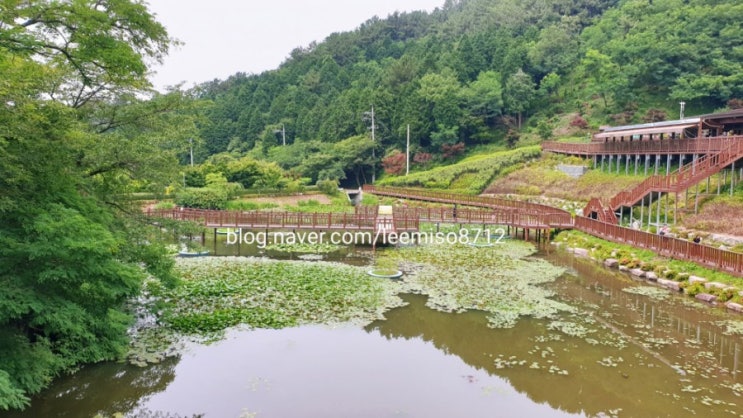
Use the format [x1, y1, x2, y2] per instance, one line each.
[2, 0, 743, 410]
[187, 0, 743, 188]
[0, 0, 190, 409]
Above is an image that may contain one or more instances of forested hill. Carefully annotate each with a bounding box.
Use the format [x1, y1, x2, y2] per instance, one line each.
[191, 0, 743, 183]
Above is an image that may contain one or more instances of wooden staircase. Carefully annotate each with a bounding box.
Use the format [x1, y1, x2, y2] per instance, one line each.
[584, 198, 618, 224]
[583, 139, 743, 221]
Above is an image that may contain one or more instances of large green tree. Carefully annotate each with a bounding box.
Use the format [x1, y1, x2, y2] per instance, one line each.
[0, 0, 177, 410]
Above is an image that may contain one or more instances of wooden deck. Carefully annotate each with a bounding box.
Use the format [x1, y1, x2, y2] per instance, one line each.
[542, 136, 742, 156]
[146, 188, 743, 276]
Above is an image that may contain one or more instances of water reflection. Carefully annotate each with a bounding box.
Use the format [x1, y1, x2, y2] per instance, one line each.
[5, 248, 743, 418]
[2, 358, 179, 418]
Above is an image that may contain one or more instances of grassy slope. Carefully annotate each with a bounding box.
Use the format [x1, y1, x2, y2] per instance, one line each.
[377, 146, 541, 194]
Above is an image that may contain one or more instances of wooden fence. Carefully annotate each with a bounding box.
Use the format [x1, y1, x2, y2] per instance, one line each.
[363, 185, 573, 227]
[146, 208, 419, 232]
[542, 136, 743, 156]
[574, 217, 743, 277]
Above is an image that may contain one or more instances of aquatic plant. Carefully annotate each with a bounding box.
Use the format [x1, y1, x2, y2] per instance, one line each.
[265, 242, 342, 253]
[160, 257, 404, 335]
[377, 240, 572, 328]
[622, 286, 671, 301]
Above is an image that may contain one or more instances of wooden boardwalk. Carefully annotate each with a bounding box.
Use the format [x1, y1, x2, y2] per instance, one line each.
[362, 185, 573, 229]
[146, 208, 419, 233]
[146, 188, 743, 276]
[361, 186, 743, 277]
[542, 136, 742, 156]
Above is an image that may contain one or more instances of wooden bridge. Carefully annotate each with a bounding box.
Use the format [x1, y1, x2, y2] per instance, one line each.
[146, 207, 419, 234]
[359, 185, 743, 277]
[362, 185, 573, 228]
[542, 136, 739, 157]
[146, 187, 743, 276]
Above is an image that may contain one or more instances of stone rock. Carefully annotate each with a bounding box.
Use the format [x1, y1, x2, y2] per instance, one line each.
[695, 293, 717, 303]
[556, 164, 589, 178]
[704, 282, 728, 290]
[618, 265, 629, 272]
[725, 302, 743, 313]
[708, 233, 743, 247]
[645, 272, 658, 281]
[657, 278, 681, 291]
[688, 276, 707, 284]
[630, 268, 645, 278]
[573, 248, 590, 257]
[604, 258, 619, 268]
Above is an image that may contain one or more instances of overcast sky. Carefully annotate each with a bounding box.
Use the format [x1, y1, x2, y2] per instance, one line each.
[147, 0, 444, 91]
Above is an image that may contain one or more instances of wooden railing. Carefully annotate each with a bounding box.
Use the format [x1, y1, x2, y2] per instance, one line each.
[392, 207, 568, 228]
[584, 198, 618, 224]
[363, 185, 573, 227]
[575, 217, 743, 277]
[146, 208, 419, 231]
[610, 139, 743, 209]
[542, 136, 742, 156]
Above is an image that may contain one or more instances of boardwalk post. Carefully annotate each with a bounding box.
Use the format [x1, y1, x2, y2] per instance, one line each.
[635, 154, 639, 176]
[732, 161, 736, 196]
[656, 191, 662, 227]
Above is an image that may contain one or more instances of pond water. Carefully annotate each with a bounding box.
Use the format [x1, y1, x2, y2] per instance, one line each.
[4, 247, 743, 418]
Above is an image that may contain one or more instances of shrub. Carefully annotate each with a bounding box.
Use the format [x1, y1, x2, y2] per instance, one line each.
[317, 179, 340, 196]
[716, 287, 737, 302]
[413, 152, 433, 165]
[441, 142, 465, 159]
[382, 151, 406, 175]
[569, 115, 589, 129]
[175, 187, 230, 209]
[681, 282, 706, 297]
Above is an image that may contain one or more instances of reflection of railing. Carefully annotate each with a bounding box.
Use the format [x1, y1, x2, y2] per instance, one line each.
[362, 185, 573, 228]
[574, 217, 743, 276]
[542, 136, 743, 155]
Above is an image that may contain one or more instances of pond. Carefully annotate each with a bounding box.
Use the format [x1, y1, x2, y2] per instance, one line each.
[4, 246, 743, 418]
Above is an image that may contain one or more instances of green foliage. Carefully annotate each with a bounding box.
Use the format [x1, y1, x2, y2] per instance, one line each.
[317, 179, 340, 196]
[556, 230, 741, 286]
[224, 200, 280, 211]
[0, 0, 178, 409]
[378, 146, 540, 194]
[175, 187, 231, 210]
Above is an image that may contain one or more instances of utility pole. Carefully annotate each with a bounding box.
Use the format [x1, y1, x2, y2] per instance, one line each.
[281, 123, 286, 146]
[371, 105, 376, 184]
[189, 138, 194, 167]
[406, 124, 410, 176]
[679, 101, 686, 120]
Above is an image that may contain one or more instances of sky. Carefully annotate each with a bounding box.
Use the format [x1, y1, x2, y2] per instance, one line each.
[147, 0, 444, 91]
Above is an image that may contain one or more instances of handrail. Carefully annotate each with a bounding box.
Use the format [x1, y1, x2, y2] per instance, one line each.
[609, 139, 743, 209]
[574, 217, 743, 277]
[542, 136, 743, 156]
[363, 185, 572, 227]
[146, 198, 743, 276]
[145, 208, 418, 231]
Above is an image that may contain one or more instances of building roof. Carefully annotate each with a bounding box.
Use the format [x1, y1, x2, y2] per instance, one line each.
[594, 123, 698, 139]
